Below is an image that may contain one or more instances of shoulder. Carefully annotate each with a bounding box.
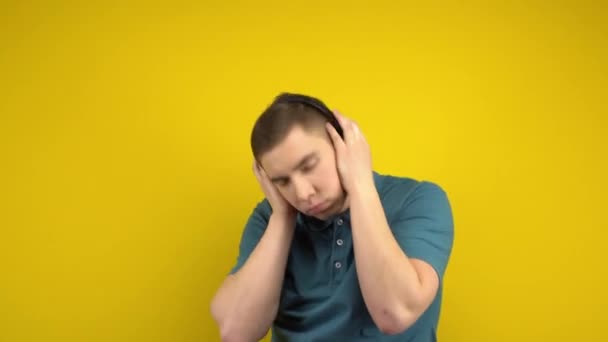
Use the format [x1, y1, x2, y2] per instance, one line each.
[374, 171, 420, 200]
[373, 171, 451, 220]
[245, 198, 273, 228]
[252, 198, 273, 217]
[375, 172, 455, 279]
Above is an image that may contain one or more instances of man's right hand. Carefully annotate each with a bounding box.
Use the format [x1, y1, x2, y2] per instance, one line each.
[253, 161, 297, 220]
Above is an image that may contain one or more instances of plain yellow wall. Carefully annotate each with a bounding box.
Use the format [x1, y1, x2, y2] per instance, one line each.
[1, 1, 606, 341]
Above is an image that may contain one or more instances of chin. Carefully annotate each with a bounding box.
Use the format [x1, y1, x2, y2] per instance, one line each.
[315, 201, 340, 220]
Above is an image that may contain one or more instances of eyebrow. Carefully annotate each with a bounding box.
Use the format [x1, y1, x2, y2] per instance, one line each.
[269, 151, 318, 183]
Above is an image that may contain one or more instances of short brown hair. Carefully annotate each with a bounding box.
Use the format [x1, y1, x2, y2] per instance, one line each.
[250, 93, 334, 161]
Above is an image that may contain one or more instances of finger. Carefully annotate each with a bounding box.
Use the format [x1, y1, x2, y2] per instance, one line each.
[253, 161, 268, 181]
[257, 164, 269, 180]
[335, 110, 360, 144]
[343, 120, 356, 145]
[253, 161, 262, 180]
[332, 109, 350, 130]
[351, 120, 361, 140]
[326, 122, 346, 150]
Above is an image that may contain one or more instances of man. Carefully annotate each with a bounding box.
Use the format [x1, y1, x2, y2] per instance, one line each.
[210, 93, 454, 341]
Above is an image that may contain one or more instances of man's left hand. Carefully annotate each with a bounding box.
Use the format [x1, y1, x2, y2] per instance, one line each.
[326, 110, 374, 194]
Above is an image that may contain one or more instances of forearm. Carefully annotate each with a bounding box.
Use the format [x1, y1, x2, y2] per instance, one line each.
[211, 214, 295, 341]
[349, 183, 424, 333]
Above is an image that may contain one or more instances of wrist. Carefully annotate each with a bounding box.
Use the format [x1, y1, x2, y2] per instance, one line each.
[348, 176, 376, 198]
[269, 211, 297, 227]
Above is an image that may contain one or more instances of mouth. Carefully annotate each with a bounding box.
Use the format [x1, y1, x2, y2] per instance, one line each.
[307, 201, 328, 216]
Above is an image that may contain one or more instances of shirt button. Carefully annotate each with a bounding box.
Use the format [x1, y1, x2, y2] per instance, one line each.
[336, 239, 344, 246]
[334, 261, 342, 269]
[336, 218, 344, 226]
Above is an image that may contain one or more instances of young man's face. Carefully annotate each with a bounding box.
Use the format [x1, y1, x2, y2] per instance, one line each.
[259, 125, 347, 220]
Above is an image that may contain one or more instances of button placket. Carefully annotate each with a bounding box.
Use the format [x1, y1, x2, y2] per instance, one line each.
[335, 217, 344, 247]
[332, 216, 349, 289]
[330, 217, 346, 287]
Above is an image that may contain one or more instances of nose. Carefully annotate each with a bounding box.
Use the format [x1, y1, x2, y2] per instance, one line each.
[293, 177, 315, 203]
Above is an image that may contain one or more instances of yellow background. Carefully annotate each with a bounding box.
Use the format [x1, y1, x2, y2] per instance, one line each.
[1, 1, 606, 341]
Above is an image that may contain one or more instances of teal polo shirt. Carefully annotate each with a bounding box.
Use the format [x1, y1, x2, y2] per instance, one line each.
[230, 171, 454, 341]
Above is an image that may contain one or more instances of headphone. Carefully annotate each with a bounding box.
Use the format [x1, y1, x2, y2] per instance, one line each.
[273, 93, 344, 139]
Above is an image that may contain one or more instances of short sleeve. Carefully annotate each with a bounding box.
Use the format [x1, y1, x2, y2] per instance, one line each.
[229, 199, 272, 275]
[389, 181, 455, 280]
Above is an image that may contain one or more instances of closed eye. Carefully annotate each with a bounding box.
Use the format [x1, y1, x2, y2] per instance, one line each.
[269, 152, 319, 185]
[274, 178, 289, 187]
[301, 160, 318, 173]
